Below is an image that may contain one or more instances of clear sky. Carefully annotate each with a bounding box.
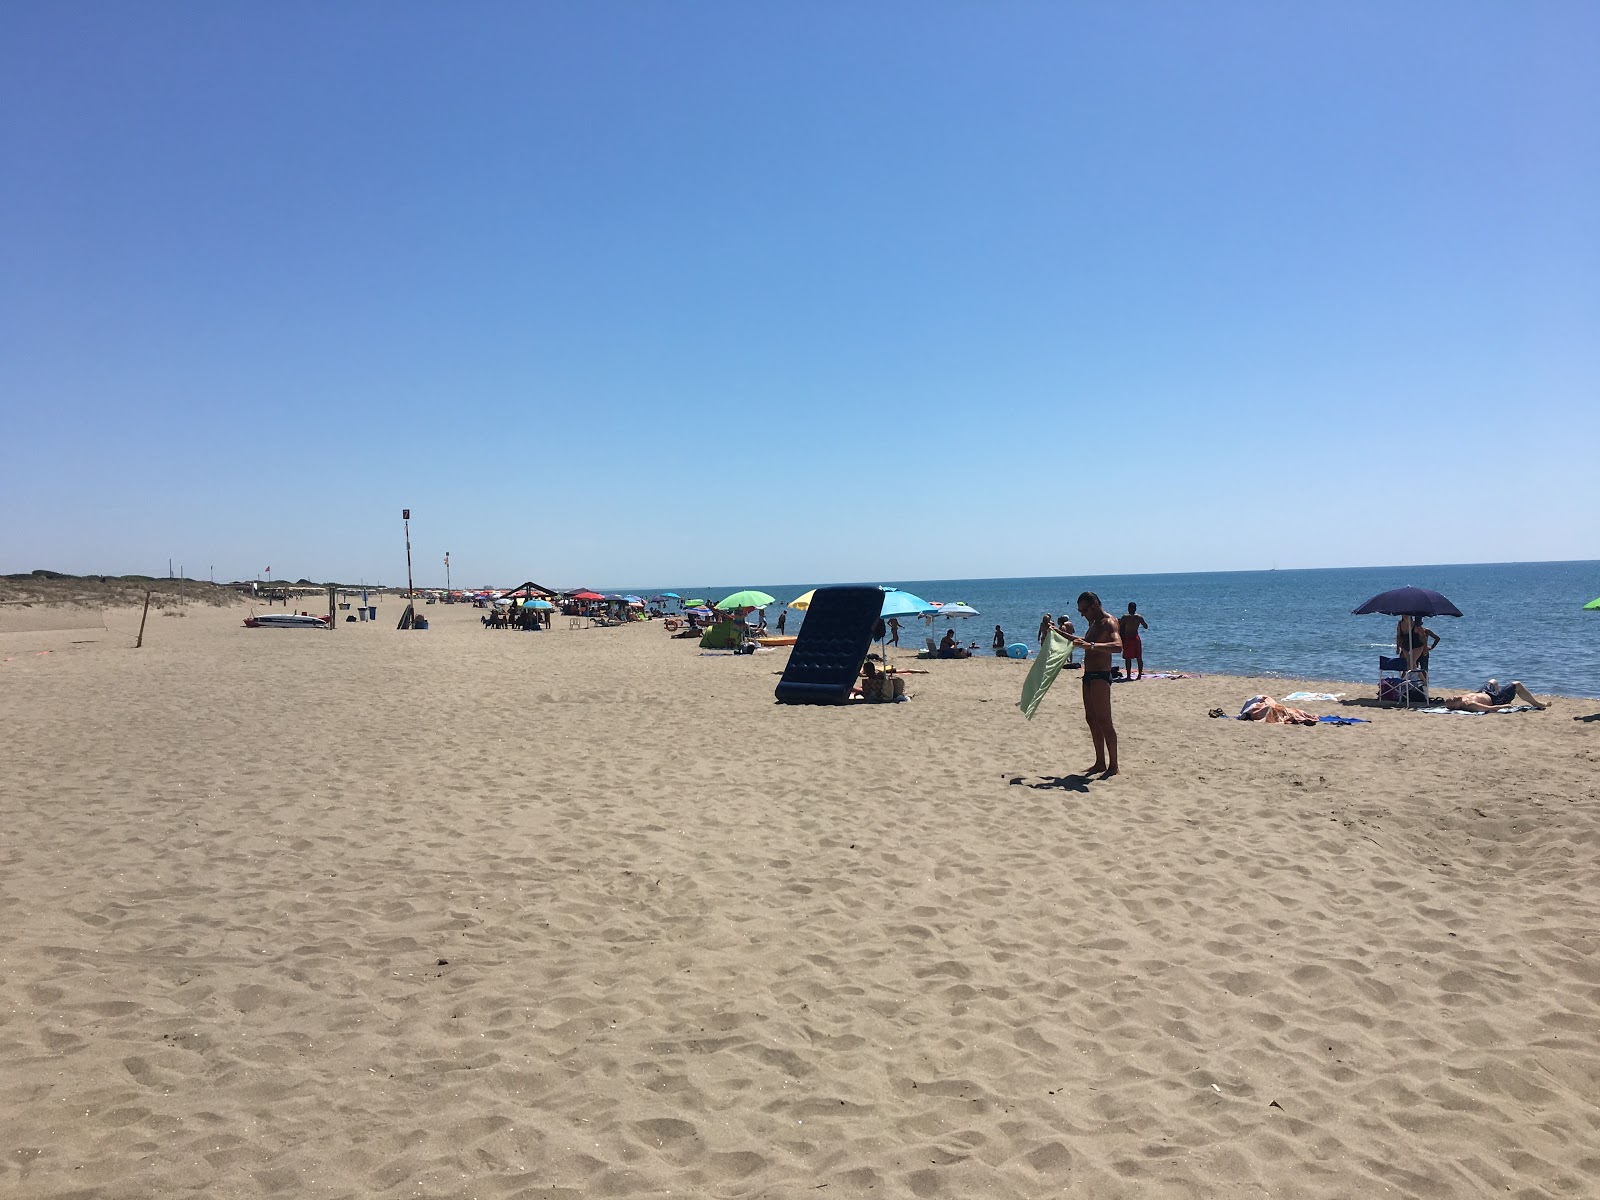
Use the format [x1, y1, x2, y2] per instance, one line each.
[3, 2, 1596, 589]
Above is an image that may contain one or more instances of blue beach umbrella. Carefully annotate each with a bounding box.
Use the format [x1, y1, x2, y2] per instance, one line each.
[1352, 586, 1462, 618]
[879, 588, 937, 618]
[660, 592, 681, 599]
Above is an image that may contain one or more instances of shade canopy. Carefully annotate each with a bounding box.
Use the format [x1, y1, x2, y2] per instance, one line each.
[716, 590, 776, 610]
[1352, 586, 1463, 618]
[879, 588, 937, 618]
[788, 589, 816, 610]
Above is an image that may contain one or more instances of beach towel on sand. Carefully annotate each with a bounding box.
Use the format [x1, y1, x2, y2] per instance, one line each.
[1421, 705, 1538, 715]
[1018, 627, 1074, 719]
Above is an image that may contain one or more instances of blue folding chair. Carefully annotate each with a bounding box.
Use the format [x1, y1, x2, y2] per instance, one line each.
[1378, 655, 1427, 708]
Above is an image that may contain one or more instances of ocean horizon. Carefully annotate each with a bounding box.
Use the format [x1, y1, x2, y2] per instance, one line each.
[615, 559, 1600, 700]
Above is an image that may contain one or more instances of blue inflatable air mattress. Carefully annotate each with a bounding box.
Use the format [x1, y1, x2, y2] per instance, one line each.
[774, 586, 883, 705]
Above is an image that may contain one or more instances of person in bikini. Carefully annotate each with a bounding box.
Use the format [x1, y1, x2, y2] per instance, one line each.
[1117, 602, 1149, 679]
[1069, 591, 1122, 776]
[1408, 616, 1440, 681]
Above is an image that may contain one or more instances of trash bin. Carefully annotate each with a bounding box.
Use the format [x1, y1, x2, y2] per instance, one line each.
[414, 617, 429, 630]
[367, 606, 378, 621]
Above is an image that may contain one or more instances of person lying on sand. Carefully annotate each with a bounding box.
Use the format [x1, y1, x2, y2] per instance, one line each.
[1441, 679, 1549, 711]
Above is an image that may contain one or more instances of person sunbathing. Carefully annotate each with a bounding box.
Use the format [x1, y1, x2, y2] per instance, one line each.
[1441, 679, 1549, 711]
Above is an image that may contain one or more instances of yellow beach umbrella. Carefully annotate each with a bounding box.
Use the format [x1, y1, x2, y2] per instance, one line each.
[787, 589, 816, 610]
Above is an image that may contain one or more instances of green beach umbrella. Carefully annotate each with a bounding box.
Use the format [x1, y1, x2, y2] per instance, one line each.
[715, 590, 776, 611]
[1585, 597, 1600, 610]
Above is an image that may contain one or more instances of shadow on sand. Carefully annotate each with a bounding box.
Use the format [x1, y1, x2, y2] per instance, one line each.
[1574, 712, 1600, 723]
[1009, 774, 1096, 793]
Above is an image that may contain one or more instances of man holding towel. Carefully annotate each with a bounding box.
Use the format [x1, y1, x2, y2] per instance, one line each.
[1071, 592, 1122, 776]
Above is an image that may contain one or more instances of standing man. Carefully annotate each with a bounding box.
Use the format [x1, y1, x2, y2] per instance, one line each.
[1118, 602, 1150, 680]
[776, 608, 787, 635]
[1037, 612, 1054, 645]
[1055, 612, 1077, 666]
[1069, 591, 1121, 776]
[887, 616, 901, 647]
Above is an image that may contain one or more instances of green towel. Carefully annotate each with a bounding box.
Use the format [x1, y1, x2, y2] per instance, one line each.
[1018, 627, 1074, 719]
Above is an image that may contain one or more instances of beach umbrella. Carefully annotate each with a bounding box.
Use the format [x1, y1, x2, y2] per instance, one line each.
[1351, 586, 1463, 617]
[879, 588, 937, 618]
[684, 598, 706, 607]
[922, 601, 980, 639]
[716, 590, 777, 610]
[659, 592, 680, 600]
[1585, 597, 1600, 610]
[685, 606, 713, 617]
[788, 589, 816, 610]
[521, 598, 554, 610]
[570, 590, 605, 602]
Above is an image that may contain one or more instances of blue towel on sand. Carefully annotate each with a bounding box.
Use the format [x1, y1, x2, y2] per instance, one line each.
[1316, 715, 1369, 724]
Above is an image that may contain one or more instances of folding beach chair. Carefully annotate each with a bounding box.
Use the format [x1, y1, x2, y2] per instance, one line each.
[1377, 655, 1428, 708]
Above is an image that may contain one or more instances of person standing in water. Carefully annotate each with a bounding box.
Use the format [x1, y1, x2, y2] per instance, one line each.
[1117, 602, 1150, 680]
[1069, 591, 1121, 776]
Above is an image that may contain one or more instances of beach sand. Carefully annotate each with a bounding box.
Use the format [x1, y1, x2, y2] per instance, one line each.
[3, 600, 1597, 1198]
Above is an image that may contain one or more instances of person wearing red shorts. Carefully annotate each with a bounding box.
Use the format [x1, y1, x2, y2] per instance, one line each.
[1117, 602, 1149, 680]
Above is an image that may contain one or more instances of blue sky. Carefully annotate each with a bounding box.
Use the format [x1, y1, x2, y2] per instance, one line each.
[3, 2, 1596, 588]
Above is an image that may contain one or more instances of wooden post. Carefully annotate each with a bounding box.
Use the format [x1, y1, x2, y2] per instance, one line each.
[328, 585, 336, 630]
[135, 590, 152, 648]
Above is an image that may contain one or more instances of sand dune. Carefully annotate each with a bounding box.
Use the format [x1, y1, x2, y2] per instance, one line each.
[2, 601, 1596, 1198]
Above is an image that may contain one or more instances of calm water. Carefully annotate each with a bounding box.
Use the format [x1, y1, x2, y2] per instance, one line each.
[622, 561, 1600, 699]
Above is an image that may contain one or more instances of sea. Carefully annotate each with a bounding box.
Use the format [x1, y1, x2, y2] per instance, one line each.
[618, 561, 1600, 700]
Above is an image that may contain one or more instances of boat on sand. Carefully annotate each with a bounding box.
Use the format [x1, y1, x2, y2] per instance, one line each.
[244, 612, 329, 629]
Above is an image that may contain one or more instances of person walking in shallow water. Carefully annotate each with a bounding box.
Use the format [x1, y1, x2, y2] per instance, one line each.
[1069, 591, 1121, 776]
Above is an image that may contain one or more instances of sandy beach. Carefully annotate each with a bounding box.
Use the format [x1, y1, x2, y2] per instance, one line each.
[3, 599, 1597, 1199]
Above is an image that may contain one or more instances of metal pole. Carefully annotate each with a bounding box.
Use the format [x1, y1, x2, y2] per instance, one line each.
[403, 509, 415, 618]
[445, 552, 450, 596]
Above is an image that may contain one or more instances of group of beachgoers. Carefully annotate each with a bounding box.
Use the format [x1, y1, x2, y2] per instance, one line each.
[1390, 614, 1548, 710]
[1039, 595, 1551, 780]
